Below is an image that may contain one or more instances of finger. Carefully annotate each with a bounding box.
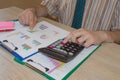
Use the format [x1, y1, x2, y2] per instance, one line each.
[29, 15, 36, 29]
[24, 13, 30, 25]
[18, 15, 25, 25]
[71, 31, 83, 43]
[83, 40, 93, 48]
[63, 30, 83, 43]
[77, 36, 87, 45]
[31, 17, 37, 29]
[63, 33, 73, 43]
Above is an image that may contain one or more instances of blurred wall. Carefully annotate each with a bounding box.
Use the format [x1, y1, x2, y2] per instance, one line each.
[0, 0, 42, 9]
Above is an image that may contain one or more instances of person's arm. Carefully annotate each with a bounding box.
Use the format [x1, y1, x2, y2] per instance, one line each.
[18, 5, 48, 29]
[103, 30, 120, 44]
[63, 28, 120, 47]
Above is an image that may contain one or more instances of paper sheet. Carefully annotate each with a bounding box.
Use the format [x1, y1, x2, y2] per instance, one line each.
[0, 21, 69, 59]
[24, 45, 99, 80]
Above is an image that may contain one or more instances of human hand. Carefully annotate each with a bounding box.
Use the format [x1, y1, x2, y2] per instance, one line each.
[18, 8, 37, 29]
[63, 28, 107, 47]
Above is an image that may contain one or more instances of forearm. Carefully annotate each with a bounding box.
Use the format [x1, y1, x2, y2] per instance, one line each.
[102, 30, 120, 43]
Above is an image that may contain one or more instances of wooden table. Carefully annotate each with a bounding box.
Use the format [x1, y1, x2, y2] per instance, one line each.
[0, 7, 120, 80]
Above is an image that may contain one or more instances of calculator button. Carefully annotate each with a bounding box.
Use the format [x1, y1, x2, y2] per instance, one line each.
[66, 48, 70, 52]
[48, 45, 54, 49]
[71, 50, 75, 53]
[53, 48, 68, 55]
[73, 48, 77, 51]
[61, 42, 66, 45]
[56, 44, 63, 49]
[64, 45, 68, 47]
[68, 52, 73, 56]
[68, 46, 72, 49]
[60, 46, 65, 50]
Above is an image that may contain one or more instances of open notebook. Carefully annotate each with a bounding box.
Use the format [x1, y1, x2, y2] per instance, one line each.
[0, 21, 100, 80]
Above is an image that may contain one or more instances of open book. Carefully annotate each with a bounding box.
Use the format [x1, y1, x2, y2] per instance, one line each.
[0, 21, 100, 80]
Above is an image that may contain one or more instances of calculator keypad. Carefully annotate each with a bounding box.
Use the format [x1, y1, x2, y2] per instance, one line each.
[48, 39, 84, 57]
[39, 39, 84, 62]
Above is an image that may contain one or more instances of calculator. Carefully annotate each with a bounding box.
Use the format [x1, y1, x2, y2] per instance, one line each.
[38, 39, 84, 63]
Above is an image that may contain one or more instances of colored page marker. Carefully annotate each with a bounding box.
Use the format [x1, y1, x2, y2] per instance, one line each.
[0, 21, 14, 32]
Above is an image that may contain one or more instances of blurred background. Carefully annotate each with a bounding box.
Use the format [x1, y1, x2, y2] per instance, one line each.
[0, 0, 42, 9]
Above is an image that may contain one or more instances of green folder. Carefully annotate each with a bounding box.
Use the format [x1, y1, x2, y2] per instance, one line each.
[14, 45, 100, 80]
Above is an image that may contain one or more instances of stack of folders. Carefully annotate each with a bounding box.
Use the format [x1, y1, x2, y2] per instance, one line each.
[0, 21, 99, 80]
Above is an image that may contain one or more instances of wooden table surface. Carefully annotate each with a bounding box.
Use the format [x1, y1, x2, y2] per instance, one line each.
[0, 7, 120, 80]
